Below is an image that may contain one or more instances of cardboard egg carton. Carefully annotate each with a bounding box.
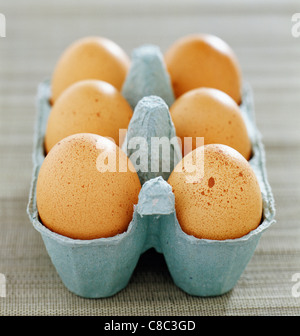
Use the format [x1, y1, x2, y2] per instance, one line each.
[27, 44, 275, 298]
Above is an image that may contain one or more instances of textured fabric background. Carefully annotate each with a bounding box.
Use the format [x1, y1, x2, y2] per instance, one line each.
[0, 0, 300, 316]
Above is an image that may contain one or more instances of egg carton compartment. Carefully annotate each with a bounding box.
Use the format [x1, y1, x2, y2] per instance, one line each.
[27, 44, 275, 298]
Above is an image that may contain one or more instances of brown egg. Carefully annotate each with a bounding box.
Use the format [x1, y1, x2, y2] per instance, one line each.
[167, 144, 262, 240]
[51, 36, 130, 104]
[36, 133, 141, 240]
[164, 34, 242, 104]
[170, 87, 252, 160]
[44, 80, 133, 154]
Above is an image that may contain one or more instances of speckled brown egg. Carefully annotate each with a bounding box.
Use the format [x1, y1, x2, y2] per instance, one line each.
[36, 133, 141, 240]
[167, 144, 262, 240]
[44, 79, 133, 154]
[170, 87, 252, 160]
[51, 36, 130, 104]
[164, 34, 242, 104]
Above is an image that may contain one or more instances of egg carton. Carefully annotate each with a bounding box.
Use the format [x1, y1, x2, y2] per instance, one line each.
[27, 44, 276, 298]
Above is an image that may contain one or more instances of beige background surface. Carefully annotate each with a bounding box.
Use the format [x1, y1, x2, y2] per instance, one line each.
[0, 0, 300, 316]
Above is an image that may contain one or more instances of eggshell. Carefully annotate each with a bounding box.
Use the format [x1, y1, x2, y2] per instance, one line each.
[167, 144, 262, 240]
[51, 36, 130, 104]
[44, 80, 133, 154]
[170, 87, 252, 160]
[36, 133, 141, 240]
[164, 34, 242, 104]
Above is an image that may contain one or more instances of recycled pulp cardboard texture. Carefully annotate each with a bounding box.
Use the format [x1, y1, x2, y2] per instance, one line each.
[27, 44, 276, 298]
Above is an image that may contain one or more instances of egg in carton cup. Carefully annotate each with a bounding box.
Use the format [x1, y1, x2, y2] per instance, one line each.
[27, 36, 275, 298]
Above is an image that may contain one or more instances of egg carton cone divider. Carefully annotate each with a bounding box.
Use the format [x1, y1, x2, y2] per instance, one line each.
[27, 44, 275, 298]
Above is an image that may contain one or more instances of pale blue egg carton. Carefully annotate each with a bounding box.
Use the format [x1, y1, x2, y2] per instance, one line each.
[27, 44, 275, 298]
